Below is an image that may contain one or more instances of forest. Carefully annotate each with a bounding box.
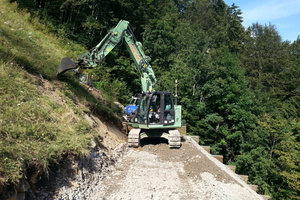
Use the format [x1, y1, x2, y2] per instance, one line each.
[9, 0, 300, 199]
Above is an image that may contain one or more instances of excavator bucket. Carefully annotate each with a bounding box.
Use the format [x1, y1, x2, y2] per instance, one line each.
[57, 57, 77, 75]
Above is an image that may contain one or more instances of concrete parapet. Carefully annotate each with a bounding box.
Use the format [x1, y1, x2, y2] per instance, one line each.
[189, 135, 199, 143]
[261, 195, 271, 200]
[239, 175, 249, 183]
[227, 165, 236, 172]
[249, 184, 258, 192]
[201, 146, 211, 153]
[185, 136, 264, 200]
[177, 126, 187, 135]
[213, 155, 224, 163]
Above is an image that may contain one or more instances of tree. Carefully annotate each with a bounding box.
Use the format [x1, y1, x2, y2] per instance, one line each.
[184, 0, 246, 53]
[141, 0, 180, 80]
[237, 114, 300, 199]
[195, 48, 255, 162]
[274, 119, 300, 199]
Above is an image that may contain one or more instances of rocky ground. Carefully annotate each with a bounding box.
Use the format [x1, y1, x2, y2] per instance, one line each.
[26, 136, 263, 200]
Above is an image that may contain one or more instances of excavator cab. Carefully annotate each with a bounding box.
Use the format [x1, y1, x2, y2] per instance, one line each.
[128, 91, 181, 148]
[131, 91, 175, 126]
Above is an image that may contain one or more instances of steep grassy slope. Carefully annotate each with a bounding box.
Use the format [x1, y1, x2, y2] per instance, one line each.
[0, 0, 123, 194]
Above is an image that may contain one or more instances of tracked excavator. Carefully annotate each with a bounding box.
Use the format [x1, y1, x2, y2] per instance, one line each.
[57, 20, 182, 148]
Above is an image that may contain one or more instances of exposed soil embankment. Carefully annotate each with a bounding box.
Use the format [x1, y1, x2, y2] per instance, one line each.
[25, 143, 127, 200]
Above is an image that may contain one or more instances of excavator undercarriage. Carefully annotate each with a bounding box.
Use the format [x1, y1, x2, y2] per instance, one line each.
[128, 128, 181, 148]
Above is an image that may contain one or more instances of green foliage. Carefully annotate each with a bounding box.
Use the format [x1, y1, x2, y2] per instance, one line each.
[273, 119, 300, 199]
[184, 0, 246, 53]
[86, 51, 141, 104]
[237, 114, 300, 199]
[142, 0, 179, 77]
[240, 23, 298, 115]
[237, 23, 300, 198]
[236, 146, 279, 195]
[197, 48, 255, 161]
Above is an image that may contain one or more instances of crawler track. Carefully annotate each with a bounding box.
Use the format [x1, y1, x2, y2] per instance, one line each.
[127, 128, 141, 147]
[168, 130, 181, 148]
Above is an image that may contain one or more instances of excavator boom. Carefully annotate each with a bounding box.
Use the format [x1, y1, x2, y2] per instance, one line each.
[57, 20, 156, 92]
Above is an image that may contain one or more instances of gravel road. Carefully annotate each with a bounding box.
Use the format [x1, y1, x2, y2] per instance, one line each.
[27, 136, 263, 200]
[88, 137, 263, 200]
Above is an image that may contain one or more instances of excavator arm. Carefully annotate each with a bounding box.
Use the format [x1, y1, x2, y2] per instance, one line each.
[57, 20, 156, 92]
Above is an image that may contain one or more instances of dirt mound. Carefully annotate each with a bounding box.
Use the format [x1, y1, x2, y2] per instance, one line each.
[36, 75, 126, 151]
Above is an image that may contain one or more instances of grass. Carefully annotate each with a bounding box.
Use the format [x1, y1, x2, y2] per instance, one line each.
[0, 61, 92, 186]
[0, 1, 84, 79]
[0, 0, 122, 189]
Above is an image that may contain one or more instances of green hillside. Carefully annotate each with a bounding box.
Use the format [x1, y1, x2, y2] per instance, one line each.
[0, 0, 122, 195]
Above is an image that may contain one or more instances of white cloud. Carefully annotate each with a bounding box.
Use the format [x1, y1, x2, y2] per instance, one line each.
[242, 0, 300, 24]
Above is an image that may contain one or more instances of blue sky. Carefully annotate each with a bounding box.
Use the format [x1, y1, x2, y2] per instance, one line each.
[224, 0, 300, 42]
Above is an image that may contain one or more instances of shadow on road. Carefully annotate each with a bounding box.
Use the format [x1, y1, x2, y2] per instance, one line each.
[140, 137, 168, 146]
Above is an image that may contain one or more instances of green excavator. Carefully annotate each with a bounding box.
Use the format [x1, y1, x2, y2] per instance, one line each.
[57, 20, 182, 148]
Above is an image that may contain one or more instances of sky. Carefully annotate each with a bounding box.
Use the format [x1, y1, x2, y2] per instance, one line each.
[224, 0, 300, 42]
